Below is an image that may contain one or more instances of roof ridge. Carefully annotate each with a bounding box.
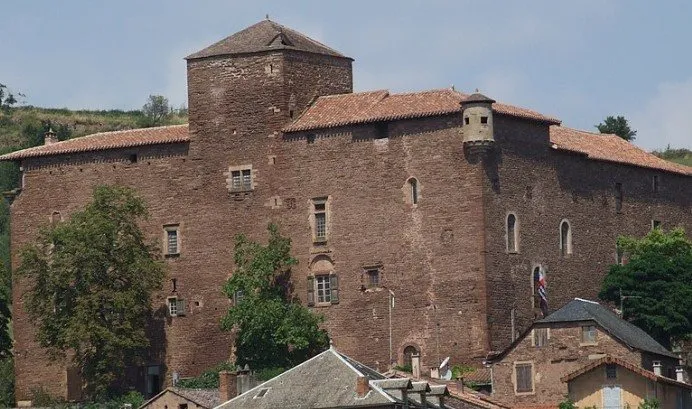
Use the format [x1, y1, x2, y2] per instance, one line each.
[271, 21, 345, 57]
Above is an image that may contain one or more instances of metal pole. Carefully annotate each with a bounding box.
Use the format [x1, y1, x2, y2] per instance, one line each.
[389, 290, 394, 368]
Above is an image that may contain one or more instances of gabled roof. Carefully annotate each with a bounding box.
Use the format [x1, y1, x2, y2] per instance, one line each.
[282, 89, 560, 133]
[0, 124, 188, 161]
[186, 19, 349, 60]
[139, 387, 220, 409]
[538, 298, 678, 359]
[215, 347, 394, 409]
[560, 356, 691, 390]
[550, 126, 692, 176]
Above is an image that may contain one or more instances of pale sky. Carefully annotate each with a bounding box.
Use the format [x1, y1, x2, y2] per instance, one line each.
[2, 1, 692, 150]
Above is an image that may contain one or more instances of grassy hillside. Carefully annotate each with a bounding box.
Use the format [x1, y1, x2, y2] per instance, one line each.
[652, 147, 692, 167]
[0, 106, 187, 151]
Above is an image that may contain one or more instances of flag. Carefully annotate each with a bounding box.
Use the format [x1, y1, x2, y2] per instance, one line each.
[534, 268, 548, 317]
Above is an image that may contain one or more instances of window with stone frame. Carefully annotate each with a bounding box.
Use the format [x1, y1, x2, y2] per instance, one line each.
[163, 224, 180, 256]
[366, 268, 380, 289]
[230, 168, 253, 191]
[581, 325, 598, 344]
[312, 198, 328, 243]
[167, 296, 186, 317]
[559, 219, 572, 256]
[313, 274, 339, 305]
[408, 178, 419, 205]
[514, 362, 534, 394]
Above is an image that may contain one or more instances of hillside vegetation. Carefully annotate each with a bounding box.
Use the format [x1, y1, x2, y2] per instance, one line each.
[652, 147, 692, 167]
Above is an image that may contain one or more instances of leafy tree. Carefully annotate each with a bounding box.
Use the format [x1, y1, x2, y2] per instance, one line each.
[0, 83, 23, 111]
[596, 115, 637, 141]
[18, 185, 166, 399]
[599, 228, 692, 349]
[140, 95, 170, 127]
[221, 224, 329, 373]
[638, 398, 660, 409]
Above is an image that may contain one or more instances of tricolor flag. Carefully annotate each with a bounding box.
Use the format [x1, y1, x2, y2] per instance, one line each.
[533, 268, 548, 317]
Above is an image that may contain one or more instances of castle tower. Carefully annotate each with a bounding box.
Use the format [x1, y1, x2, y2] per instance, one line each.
[184, 19, 353, 148]
[461, 92, 495, 153]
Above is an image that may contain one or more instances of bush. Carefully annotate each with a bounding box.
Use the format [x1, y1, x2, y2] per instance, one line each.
[176, 361, 236, 388]
[0, 357, 14, 408]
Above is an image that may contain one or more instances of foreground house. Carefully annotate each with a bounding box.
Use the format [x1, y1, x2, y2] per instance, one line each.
[215, 346, 449, 409]
[562, 356, 691, 409]
[3, 17, 691, 401]
[488, 298, 684, 407]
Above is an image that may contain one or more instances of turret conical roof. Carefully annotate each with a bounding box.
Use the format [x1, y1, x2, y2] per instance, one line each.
[186, 19, 350, 60]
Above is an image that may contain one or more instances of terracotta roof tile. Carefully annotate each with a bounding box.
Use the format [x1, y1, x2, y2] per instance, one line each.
[560, 356, 692, 390]
[186, 20, 348, 60]
[283, 88, 560, 133]
[0, 124, 189, 161]
[549, 126, 692, 176]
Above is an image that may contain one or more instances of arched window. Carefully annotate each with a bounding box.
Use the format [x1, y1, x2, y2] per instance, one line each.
[560, 219, 572, 256]
[507, 213, 518, 252]
[402, 345, 418, 369]
[408, 178, 419, 205]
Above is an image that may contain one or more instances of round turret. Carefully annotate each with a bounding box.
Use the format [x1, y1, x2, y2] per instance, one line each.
[461, 92, 495, 153]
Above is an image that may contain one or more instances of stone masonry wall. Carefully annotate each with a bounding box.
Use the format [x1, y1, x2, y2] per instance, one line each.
[482, 115, 692, 351]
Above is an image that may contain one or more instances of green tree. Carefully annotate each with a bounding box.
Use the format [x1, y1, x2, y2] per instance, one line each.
[140, 95, 170, 127]
[599, 228, 692, 349]
[596, 115, 637, 141]
[221, 224, 329, 373]
[18, 185, 166, 399]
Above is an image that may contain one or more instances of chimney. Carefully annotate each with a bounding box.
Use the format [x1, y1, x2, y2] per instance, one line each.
[411, 353, 421, 379]
[676, 366, 685, 383]
[653, 361, 662, 376]
[355, 376, 370, 397]
[219, 371, 238, 403]
[44, 128, 58, 145]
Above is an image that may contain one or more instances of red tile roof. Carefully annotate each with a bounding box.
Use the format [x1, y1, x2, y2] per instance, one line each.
[283, 89, 561, 133]
[0, 124, 189, 161]
[561, 356, 691, 390]
[550, 126, 692, 176]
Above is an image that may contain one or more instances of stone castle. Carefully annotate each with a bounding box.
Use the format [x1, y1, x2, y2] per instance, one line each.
[2, 19, 691, 401]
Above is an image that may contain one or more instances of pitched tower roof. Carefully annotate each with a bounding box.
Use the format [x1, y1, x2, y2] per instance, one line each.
[186, 19, 350, 60]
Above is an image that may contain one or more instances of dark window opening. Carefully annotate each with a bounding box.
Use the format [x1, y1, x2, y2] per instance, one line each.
[307, 134, 316, 144]
[375, 122, 388, 139]
[652, 220, 661, 229]
[366, 269, 380, 288]
[289, 110, 294, 119]
[129, 154, 138, 163]
[615, 183, 623, 213]
[480, 116, 488, 124]
[409, 178, 419, 205]
[507, 214, 517, 252]
[606, 364, 617, 379]
[464, 117, 470, 125]
[403, 346, 418, 370]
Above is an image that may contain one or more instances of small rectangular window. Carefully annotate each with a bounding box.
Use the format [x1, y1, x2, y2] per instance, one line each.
[533, 328, 549, 347]
[480, 116, 488, 124]
[312, 199, 328, 243]
[581, 325, 598, 344]
[164, 225, 180, 256]
[366, 269, 380, 288]
[315, 275, 331, 304]
[515, 363, 533, 393]
[606, 364, 617, 379]
[230, 168, 253, 191]
[168, 297, 178, 317]
[615, 183, 623, 213]
[652, 220, 661, 230]
[464, 117, 470, 125]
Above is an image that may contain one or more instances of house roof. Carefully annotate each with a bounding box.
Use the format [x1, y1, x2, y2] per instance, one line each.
[0, 124, 188, 161]
[139, 387, 220, 409]
[282, 88, 561, 133]
[186, 19, 349, 60]
[560, 356, 691, 390]
[537, 298, 679, 359]
[444, 382, 511, 409]
[215, 347, 395, 409]
[550, 126, 692, 176]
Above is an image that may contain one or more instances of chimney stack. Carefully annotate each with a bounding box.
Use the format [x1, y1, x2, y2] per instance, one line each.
[653, 361, 662, 376]
[411, 353, 421, 379]
[219, 371, 238, 403]
[355, 376, 370, 397]
[676, 366, 685, 383]
[44, 128, 58, 145]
